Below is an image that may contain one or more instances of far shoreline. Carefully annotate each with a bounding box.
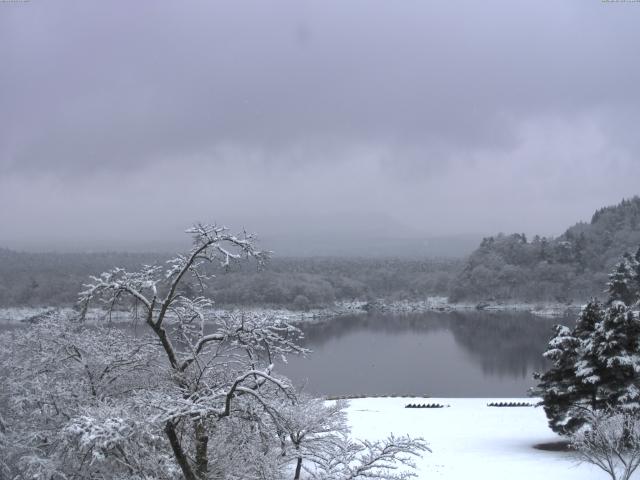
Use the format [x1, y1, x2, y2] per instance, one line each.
[0, 297, 583, 325]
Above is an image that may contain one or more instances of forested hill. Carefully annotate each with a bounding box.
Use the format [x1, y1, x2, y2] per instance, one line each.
[6, 197, 640, 308]
[0, 250, 164, 307]
[0, 249, 461, 309]
[450, 197, 640, 303]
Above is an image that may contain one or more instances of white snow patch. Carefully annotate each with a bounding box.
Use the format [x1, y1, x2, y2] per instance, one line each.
[345, 397, 601, 479]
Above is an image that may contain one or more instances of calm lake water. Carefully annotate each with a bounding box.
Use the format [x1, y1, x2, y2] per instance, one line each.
[278, 312, 558, 398]
[0, 311, 561, 398]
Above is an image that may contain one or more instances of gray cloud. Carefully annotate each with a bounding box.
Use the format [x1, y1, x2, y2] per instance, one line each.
[2, 0, 640, 251]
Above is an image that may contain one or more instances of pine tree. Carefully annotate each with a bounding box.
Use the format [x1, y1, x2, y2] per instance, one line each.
[606, 257, 637, 306]
[534, 325, 583, 434]
[574, 299, 610, 410]
[593, 302, 640, 410]
[536, 246, 640, 436]
[534, 300, 610, 435]
[574, 232, 588, 272]
[632, 246, 640, 302]
[574, 300, 606, 410]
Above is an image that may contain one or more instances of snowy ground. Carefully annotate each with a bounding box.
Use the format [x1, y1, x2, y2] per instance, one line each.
[345, 397, 603, 479]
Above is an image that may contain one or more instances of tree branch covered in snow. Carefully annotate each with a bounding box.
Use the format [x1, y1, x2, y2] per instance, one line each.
[307, 433, 430, 480]
[572, 409, 640, 480]
[1, 223, 431, 480]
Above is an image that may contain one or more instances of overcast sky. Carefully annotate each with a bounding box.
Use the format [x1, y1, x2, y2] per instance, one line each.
[2, 0, 640, 252]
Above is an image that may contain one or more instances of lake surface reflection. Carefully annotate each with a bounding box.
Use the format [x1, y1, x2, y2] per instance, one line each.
[280, 312, 558, 397]
[0, 310, 561, 398]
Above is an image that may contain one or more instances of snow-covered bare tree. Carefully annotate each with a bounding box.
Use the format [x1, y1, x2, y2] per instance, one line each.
[1, 223, 430, 480]
[76, 224, 308, 480]
[0, 312, 173, 479]
[0, 411, 10, 479]
[273, 394, 429, 480]
[572, 409, 640, 480]
[307, 433, 430, 480]
[277, 394, 349, 479]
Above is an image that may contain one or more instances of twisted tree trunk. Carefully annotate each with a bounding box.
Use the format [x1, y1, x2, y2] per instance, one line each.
[165, 421, 198, 480]
[195, 420, 210, 480]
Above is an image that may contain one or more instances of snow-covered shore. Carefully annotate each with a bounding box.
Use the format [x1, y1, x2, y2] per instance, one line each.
[0, 304, 365, 325]
[0, 298, 581, 325]
[345, 397, 600, 479]
[360, 297, 581, 317]
[0, 307, 134, 324]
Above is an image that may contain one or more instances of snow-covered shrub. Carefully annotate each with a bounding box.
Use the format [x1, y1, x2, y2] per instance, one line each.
[572, 409, 640, 480]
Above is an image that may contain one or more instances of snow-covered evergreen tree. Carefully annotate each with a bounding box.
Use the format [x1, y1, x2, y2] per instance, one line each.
[606, 254, 638, 306]
[633, 246, 640, 302]
[593, 302, 640, 410]
[537, 248, 640, 436]
[534, 324, 584, 434]
[573, 300, 607, 408]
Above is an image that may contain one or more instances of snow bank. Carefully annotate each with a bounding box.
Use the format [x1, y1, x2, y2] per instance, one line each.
[345, 397, 601, 479]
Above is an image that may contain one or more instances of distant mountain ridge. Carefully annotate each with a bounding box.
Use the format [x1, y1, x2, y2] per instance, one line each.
[450, 197, 640, 302]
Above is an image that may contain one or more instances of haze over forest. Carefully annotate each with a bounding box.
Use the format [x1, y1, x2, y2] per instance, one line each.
[3, 0, 640, 254]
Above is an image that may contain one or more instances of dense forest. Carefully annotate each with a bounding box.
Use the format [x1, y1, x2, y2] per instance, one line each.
[0, 250, 461, 309]
[450, 197, 640, 302]
[3, 197, 640, 309]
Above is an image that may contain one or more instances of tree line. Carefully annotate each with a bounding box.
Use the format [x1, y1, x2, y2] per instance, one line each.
[451, 197, 640, 303]
[4, 197, 640, 310]
[0, 249, 461, 310]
